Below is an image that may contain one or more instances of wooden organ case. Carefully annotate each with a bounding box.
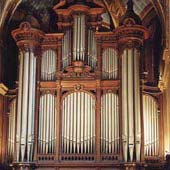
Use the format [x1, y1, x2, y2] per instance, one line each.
[8, 0, 164, 170]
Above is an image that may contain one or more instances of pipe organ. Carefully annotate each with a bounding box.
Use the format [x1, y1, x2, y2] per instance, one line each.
[41, 50, 57, 81]
[87, 29, 97, 71]
[121, 48, 141, 162]
[73, 14, 86, 61]
[101, 93, 119, 154]
[102, 48, 118, 80]
[9, 0, 163, 169]
[38, 93, 56, 154]
[7, 99, 16, 159]
[62, 92, 95, 154]
[143, 94, 159, 156]
[62, 30, 72, 69]
[15, 49, 37, 162]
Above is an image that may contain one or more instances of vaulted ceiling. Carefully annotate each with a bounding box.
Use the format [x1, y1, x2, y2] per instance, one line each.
[0, 0, 165, 32]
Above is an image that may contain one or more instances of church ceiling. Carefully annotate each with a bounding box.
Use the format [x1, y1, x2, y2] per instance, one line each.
[0, 0, 165, 33]
[122, 0, 150, 15]
[8, 0, 154, 32]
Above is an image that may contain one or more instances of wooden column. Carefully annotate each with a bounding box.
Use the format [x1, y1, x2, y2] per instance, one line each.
[56, 82, 61, 161]
[33, 51, 41, 161]
[96, 80, 101, 161]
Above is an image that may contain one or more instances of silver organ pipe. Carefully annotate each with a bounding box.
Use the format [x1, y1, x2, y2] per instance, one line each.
[7, 99, 16, 159]
[127, 49, 134, 162]
[134, 50, 141, 161]
[101, 93, 119, 154]
[41, 50, 56, 81]
[38, 93, 56, 154]
[122, 48, 141, 162]
[143, 95, 159, 156]
[62, 92, 95, 154]
[102, 48, 118, 80]
[87, 29, 97, 70]
[62, 30, 71, 69]
[16, 50, 36, 162]
[16, 52, 23, 162]
[73, 14, 85, 61]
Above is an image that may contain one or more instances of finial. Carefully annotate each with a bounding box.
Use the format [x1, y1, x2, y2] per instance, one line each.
[127, 0, 134, 11]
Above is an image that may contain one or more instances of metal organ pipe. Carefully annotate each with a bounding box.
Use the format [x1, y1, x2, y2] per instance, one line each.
[62, 92, 95, 154]
[73, 14, 85, 61]
[87, 29, 97, 70]
[21, 50, 29, 162]
[134, 50, 141, 161]
[127, 49, 134, 162]
[41, 50, 56, 81]
[16, 52, 23, 162]
[143, 95, 159, 156]
[101, 93, 119, 154]
[62, 30, 71, 69]
[7, 99, 16, 159]
[16, 50, 36, 162]
[38, 94, 56, 154]
[102, 48, 118, 80]
[122, 48, 141, 162]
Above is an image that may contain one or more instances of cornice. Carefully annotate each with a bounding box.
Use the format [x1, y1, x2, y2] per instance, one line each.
[0, 83, 8, 96]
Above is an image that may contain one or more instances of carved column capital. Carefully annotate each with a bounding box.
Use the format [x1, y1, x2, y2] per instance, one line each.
[12, 22, 44, 52]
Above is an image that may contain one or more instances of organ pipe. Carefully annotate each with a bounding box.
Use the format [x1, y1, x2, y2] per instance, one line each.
[16, 49, 36, 162]
[7, 99, 16, 159]
[73, 14, 85, 61]
[102, 48, 118, 80]
[101, 93, 119, 154]
[143, 95, 159, 156]
[62, 92, 95, 154]
[134, 50, 141, 161]
[87, 29, 97, 70]
[41, 50, 56, 81]
[127, 49, 134, 162]
[62, 30, 71, 69]
[122, 48, 141, 162]
[38, 93, 56, 154]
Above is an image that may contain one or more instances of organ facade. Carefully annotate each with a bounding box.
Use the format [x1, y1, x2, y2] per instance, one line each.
[0, 0, 166, 170]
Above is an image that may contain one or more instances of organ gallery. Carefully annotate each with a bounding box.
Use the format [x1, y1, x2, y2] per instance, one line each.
[0, 0, 169, 169]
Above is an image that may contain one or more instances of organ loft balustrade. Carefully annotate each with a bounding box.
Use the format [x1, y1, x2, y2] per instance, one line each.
[3, 0, 165, 169]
